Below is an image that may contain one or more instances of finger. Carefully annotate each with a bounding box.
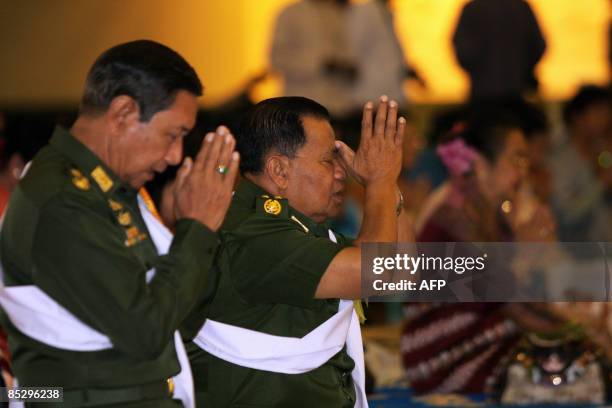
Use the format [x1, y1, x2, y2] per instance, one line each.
[203, 132, 226, 173]
[360, 101, 374, 142]
[374, 95, 389, 137]
[395, 117, 406, 147]
[334, 140, 355, 168]
[224, 151, 240, 188]
[193, 132, 215, 171]
[217, 132, 236, 176]
[174, 157, 193, 191]
[385, 100, 398, 140]
[216, 125, 229, 135]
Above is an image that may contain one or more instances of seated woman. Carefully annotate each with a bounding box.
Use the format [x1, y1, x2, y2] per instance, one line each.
[402, 110, 560, 394]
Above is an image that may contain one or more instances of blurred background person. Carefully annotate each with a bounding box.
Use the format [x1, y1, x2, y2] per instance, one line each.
[340, 0, 427, 152]
[408, 109, 468, 235]
[453, 0, 547, 101]
[0, 113, 56, 213]
[402, 108, 560, 395]
[270, 0, 356, 122]
[513, 99, 552, 206]
[413, 99, 552, 236]
[549, 85, 612, 243]
[0, 112, 55, 392]
[0, 113, 15, 214]
[347, 0, 426, 110]
[417, 107, 556, 243]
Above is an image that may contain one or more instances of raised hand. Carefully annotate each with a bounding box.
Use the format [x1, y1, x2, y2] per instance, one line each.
[173, 126, 240, 231]
[335, 95, 405, 187]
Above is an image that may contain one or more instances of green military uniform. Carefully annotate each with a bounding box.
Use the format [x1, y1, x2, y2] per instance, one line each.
[182, 179, 357, 408]
[0, 127, 218, 407]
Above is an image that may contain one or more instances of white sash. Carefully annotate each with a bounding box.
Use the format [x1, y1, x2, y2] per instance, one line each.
[0, 285, 113, 351]
[193, 230, 368, 408]
[137, 196, 195, 408]
[0, 193, 195, 408]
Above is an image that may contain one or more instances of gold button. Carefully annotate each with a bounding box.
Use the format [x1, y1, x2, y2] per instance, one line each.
[167, 378, 174, 396]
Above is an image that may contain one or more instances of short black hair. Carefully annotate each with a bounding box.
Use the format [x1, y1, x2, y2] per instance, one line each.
[458, 107, 523, 162]
[235, 96, 330, 174]
[427, 107, 469, 147]
[80, 39, 202, 122]
[563, 85, 612, 126]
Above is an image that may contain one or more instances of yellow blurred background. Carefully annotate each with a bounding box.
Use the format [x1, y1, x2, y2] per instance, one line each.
[0, 0, 609, 107]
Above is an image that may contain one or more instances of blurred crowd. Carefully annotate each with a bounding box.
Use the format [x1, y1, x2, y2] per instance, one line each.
[270, 0, 612, 402]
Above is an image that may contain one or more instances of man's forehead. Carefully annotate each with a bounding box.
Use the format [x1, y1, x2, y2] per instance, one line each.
[154, 90, 198, 128]
[301, 116, 335, 153]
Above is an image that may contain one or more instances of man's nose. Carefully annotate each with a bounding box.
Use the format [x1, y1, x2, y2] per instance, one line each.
[166, 139, 183, 166]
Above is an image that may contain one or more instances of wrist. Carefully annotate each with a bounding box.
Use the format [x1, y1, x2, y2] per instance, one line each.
[363, 179, 397, 193]
[364, 182, 398, 210]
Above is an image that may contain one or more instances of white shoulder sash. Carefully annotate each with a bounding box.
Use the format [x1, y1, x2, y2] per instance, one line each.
[0, 192, 194, 408]
[193, 229, 368, 408]
[137, 195, 195, 408]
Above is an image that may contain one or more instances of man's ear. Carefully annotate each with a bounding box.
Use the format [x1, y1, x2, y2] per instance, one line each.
[264, 155, 291, 191]
[106, 95, 141, 135]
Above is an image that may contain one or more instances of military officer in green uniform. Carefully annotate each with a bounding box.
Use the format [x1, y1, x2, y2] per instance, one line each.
[0, 40, 239, 407]
[182, 95, 405, 407]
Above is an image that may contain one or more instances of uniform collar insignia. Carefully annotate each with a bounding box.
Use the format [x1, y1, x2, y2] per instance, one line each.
[108, 199, 123, 211]
[124, 225, 147, 247]
[70, 168, 90, 191]
[256, 194, 289, 218]
[91, 166, 114, 193]
[50, 127, 130, 197]
[290, 215, 309, 233]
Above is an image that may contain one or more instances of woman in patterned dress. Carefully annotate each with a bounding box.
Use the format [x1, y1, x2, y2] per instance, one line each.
[402, 110, 561, 394]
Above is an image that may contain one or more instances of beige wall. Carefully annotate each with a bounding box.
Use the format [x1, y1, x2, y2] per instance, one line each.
[0, 0, 609, 107]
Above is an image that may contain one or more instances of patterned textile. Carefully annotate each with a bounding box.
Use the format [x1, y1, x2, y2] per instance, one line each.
[402, 204, 519, 393]
[402, 303, 518, 393]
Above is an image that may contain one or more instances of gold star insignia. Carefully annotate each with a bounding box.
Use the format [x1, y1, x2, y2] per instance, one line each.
[108, 199, 123, 211]
[125, 226, 140, 240]
[117, 211, 132, 226]
[124, 226, 147, 247]
[70, 169, 90, 191]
